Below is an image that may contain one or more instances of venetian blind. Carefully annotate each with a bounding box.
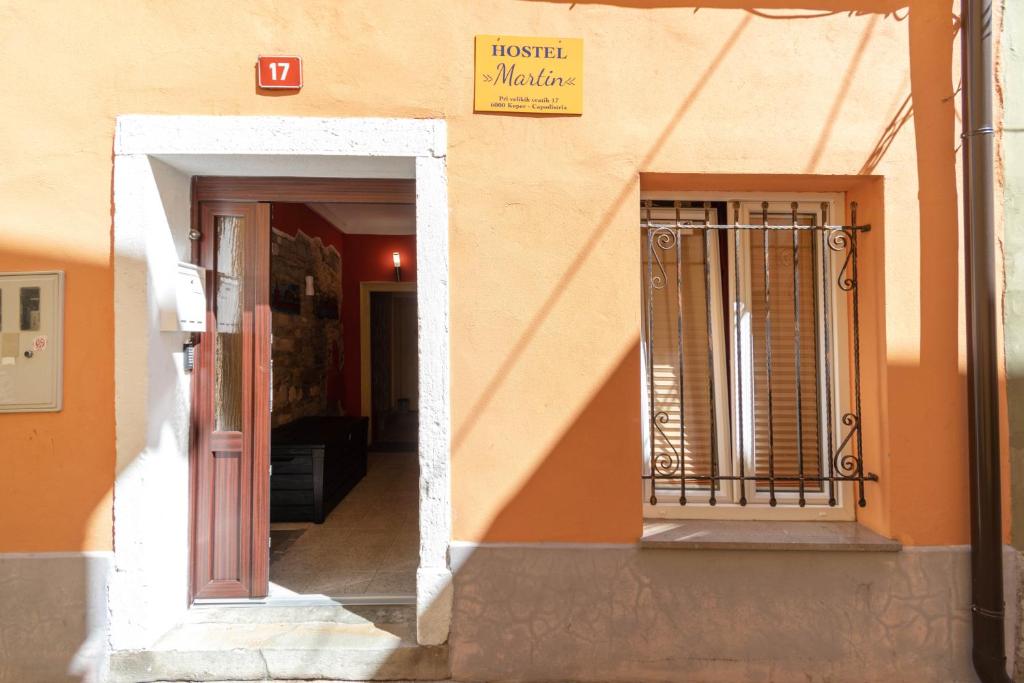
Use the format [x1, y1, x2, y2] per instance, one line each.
[748, 220, 823, 492]
[644, 229, 719, 491]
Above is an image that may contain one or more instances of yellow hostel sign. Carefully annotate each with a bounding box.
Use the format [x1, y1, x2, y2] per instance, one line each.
[474, 35, 583, 115]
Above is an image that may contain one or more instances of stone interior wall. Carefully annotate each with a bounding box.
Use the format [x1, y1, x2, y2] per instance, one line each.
[271, 229, 342, 428]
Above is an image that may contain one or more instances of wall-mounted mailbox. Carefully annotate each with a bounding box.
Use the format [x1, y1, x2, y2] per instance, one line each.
[161, 262, 207, 333]
[0, 271, 64, 413]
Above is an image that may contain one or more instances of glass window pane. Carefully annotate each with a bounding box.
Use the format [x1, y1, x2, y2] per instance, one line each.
[215, 215, 244, 432]
[20, 287, 41, 331]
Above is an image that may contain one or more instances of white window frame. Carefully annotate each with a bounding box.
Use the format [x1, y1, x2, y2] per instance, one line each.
[641, 191, 855, 521]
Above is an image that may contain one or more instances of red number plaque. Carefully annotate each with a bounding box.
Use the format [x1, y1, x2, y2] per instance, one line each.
[257, 56, 302, 89]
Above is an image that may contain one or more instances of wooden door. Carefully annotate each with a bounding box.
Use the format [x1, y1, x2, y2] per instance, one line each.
[190, 201, 271, 600]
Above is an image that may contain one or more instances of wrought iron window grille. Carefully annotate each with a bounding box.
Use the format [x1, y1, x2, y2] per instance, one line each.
[641, 199, 878, 509]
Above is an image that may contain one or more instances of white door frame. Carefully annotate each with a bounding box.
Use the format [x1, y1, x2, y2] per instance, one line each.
[111, 116, 452, 650]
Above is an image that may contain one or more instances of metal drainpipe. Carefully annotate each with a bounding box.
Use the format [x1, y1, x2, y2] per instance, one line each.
[962, 0, 1010, 680]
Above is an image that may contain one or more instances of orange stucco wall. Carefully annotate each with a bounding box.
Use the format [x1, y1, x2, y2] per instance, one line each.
[0, 0, 997, 551]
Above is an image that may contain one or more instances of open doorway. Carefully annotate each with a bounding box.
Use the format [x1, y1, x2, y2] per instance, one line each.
[186, 178, 420, 604]
[364, 285, 418, 451]
[114, 116, 451, 650]
[265, 200, 419, 600]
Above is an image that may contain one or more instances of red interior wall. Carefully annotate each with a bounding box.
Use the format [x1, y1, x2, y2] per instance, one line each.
[268, 203, 416, 418]
[341, 234, 417, 417]
[271, 203, 346, 253]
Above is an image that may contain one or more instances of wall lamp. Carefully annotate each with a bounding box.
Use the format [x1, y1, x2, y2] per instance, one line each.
[393, 251, 402, 282]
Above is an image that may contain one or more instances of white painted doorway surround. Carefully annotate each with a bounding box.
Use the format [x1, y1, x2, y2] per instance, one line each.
[111, 116, 451, 650]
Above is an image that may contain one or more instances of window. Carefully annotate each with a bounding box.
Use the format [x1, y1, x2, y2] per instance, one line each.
[640, 195, 877, 518]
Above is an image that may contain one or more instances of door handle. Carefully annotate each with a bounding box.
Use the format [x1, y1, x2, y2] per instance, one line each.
[23, 350, 33, 359]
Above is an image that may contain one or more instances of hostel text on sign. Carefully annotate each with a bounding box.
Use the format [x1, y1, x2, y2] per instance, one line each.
[474, 35, 583, 115]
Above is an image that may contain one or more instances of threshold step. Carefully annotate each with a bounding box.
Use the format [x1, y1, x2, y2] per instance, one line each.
[107, 604, 448, 682]
[183, 603, 417, 628]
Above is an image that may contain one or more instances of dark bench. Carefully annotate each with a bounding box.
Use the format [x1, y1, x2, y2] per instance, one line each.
[270, 416, 369, 523]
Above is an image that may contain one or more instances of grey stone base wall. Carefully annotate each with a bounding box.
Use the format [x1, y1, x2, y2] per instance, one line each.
[5, 545, 1020, 682]
[450, 544, 1019, 683]
[0, 552, 111, 683]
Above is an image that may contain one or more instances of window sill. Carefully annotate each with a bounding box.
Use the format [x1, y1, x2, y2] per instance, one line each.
[640, 519, 901, 552]
[643, 501, 855, 521]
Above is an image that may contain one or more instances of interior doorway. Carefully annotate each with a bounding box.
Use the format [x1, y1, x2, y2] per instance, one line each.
[362, 283, 418, 451]
[188, 178, 420, 603]
[371, 290, 418, 448]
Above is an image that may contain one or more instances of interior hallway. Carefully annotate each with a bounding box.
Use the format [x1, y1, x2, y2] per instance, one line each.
[269, 451, 419, 598]
[373, 410, 419, 452]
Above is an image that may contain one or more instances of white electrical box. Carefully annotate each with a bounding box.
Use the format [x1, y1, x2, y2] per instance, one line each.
[161, 262, 207, 333]
[0, 271, 64, 413]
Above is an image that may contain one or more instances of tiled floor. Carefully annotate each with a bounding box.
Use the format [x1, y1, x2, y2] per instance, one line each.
[269, 451, 419, 598]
